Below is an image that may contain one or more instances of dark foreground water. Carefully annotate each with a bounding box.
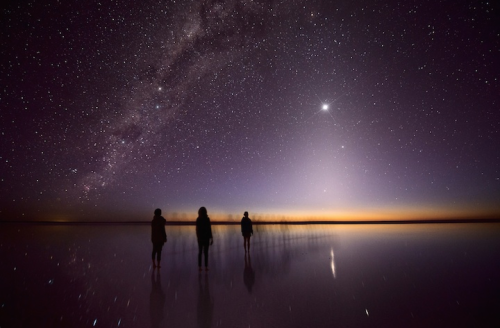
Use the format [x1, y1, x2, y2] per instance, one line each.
[1, 223, 499, 328]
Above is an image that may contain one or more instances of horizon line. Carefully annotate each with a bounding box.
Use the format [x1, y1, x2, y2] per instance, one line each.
[1, 218, 499, 225]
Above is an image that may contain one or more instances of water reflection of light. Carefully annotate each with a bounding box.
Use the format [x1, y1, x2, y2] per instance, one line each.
[330, 247, 336, 278]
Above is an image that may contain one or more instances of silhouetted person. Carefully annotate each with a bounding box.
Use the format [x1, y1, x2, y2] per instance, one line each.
[197, 274, 214, 328]
[243, 252, 255, 293]
[149, 269, 165, 328]
[151, 208, 167, 269]
[196, 207, 213, 272]
[241, 211, 253, 252]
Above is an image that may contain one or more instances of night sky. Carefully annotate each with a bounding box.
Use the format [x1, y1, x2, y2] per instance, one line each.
[1, 0, 499, 221]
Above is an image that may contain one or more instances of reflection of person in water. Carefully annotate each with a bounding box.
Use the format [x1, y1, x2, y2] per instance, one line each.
[243, 253, 255, 293]
[149, 269, 165, 328]
[151, 208, 167, 269]
[196, 207, 213, 272]
[241, 211, 253, 252]
[197, 274, 214, 328]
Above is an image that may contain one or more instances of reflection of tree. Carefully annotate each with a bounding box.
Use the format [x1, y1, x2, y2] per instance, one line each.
[243, 253, 255, 293]
[197, 274, 213, 328]
[149, 270, 165, 328]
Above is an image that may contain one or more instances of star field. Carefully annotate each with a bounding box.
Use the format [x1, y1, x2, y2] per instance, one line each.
[1, 0, 499, 221]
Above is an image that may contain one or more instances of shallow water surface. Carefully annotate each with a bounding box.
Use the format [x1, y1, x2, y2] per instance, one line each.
[1, 223, 499, 327]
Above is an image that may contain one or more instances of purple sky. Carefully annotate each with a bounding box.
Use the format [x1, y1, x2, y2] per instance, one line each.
[1, 0, 499, 221]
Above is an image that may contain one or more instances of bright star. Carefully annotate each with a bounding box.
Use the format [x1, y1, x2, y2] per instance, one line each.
[322, 104, 329, 110]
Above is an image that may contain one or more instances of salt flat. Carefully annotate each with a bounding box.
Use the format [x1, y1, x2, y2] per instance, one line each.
[1, 223, 499, 327]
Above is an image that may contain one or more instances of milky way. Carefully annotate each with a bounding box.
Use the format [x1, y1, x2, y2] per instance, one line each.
[1, 0, 499, 220]
[80, 0, 280, 196]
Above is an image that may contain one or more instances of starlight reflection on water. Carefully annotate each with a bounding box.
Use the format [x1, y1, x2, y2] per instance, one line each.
[1, 223, 499, 327]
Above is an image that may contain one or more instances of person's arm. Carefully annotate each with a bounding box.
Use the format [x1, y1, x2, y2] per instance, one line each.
[209, 220, 213, 244]
[196, 219, 200, 240]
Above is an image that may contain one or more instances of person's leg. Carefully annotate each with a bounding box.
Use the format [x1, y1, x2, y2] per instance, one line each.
[157, 244, 163, 268]
[244, 236, 250, 251]
[152, 244, 158, 268]
[198, 241, 203, 270]
[204, 241, 209, 270]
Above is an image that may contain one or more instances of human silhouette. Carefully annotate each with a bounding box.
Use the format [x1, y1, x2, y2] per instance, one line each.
[149, 269, 165, 328]
[196, 207, 213, 272]
[241, 211, 253, 252]
[243, 252, 255, 293]
[151, 208, 167, 269]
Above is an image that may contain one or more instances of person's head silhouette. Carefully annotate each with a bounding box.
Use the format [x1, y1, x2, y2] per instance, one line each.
[198, 207, 207, 217]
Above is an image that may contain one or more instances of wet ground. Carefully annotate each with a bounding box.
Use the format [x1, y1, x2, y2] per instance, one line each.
[1, 223, 499, 327]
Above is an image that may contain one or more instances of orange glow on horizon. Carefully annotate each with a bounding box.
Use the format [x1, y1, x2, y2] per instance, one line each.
[168, 204, 499, 222]
[14, 203, 499, 222]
